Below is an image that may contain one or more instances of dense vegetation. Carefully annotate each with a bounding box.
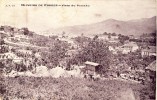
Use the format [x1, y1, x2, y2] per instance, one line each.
[0, 26, 156, 100]
[68, 36, 112, 73]
[1, 77, 148, 100]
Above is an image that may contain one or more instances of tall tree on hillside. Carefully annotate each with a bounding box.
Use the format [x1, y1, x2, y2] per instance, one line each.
[74, 36, 91, 48]
[43, 40, 70, 68]
[118, 35, 129, 44]
[70, 38, 112, 73]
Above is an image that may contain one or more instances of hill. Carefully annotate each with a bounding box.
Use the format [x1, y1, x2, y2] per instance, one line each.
[46, 16, 156, 37]
[3, 77, 144, 100]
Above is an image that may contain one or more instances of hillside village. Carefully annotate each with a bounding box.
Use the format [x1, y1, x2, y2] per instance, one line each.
[0, 25, 156, 100]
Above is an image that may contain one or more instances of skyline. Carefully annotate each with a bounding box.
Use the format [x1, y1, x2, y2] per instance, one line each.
[0, 0, 156, 32]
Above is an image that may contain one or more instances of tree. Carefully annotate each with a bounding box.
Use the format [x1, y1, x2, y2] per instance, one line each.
[0, 45, 9, 53]
[0, 39, 5, 45]
[108, 33, 111, 40]
[70, 39, 112, 73]
[62, 31, 66, 38]
[73, 36, 91, 48]
[41, 40, 70, 68]
[93, 35, 98, 40]
[112, 33, 116, 36]
[103, 32, 108, 35]
[118, 35, 129, 44]
[21, 27, 29, 35]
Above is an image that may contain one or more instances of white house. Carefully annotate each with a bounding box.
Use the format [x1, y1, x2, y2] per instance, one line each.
[141, 46, 156, 57]
[118, 42, 139, 54]
[108, 46, 117, 54]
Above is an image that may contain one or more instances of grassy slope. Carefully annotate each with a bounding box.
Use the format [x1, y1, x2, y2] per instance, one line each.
[2, 77, 151, 100]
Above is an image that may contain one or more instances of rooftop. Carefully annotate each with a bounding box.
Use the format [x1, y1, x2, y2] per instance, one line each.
[85, 61, 100, 66]
[145, 60, 156, 71]
[123, 42, 138, 47]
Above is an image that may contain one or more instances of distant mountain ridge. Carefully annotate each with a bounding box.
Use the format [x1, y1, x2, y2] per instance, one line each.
[46, 16, 156, 37]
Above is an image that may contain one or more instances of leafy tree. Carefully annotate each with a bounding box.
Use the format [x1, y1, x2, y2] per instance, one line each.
[118, 35, 129, 44]
[41, 40, 70, 68]
[93, 35, 98, 40]
[30, 35, 51, 46]
[21, 27, 29, 35]
[73, 36, 91, 48]
[0, 45, 9, 53]
[108, 34, 111, 39]
[103, 32, 108, 35]
[70, 38, 112, 73]
[62, 31, 66, 38]
[111, 33, 116, 36]
[0, 39, 5, 45]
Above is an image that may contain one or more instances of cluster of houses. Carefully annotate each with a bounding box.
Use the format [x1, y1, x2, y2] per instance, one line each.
[108, 40, 156, 57]
[96, 33, 156, 56]
[141, 46, 156, 57]
[47, 32, 156, 83]
[81, 60, 156, 83]
[75, 34, 156, 83]
[108, 41, 139, 54]
[0, 25, 156, 84]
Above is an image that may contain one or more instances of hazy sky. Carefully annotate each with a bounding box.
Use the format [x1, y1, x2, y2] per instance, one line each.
[0, 0, 156, 32]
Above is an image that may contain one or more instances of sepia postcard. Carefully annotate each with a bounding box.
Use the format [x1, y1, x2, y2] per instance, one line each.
[0, 0, 156, 100]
